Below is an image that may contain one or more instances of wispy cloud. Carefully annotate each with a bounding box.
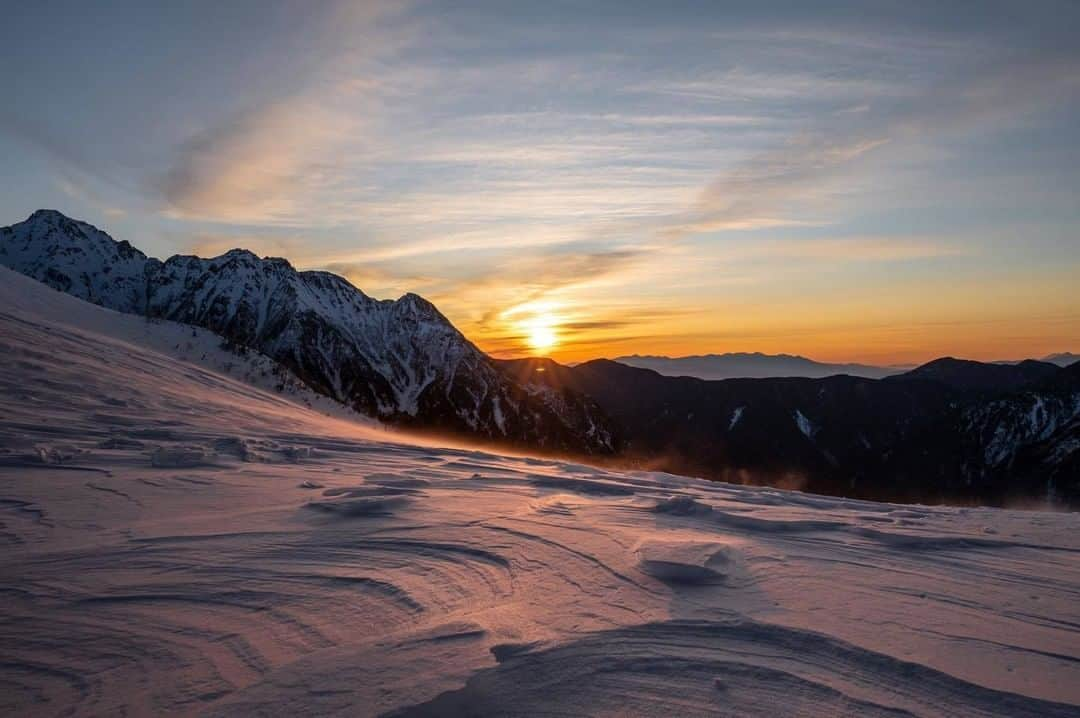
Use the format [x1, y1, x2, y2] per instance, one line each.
[186, 232, 310, 260]
[649, 42, 1080, 241]
[159, 98, 359, 224]
[156, 1, 410, 225]
[54, 176, 127, 219]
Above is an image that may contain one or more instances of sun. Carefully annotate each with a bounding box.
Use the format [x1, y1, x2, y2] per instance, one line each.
[524, 313, 559, 353]
[528, 324, 557, 352]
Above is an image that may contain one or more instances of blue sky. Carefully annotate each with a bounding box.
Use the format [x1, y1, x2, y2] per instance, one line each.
[2, 1, 1078, 362]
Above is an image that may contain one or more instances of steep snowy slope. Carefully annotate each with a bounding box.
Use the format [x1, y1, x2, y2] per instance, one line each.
[0, 210, 615, 454]
[0, 266, 370, 427]
[2, 257, 1079, 717]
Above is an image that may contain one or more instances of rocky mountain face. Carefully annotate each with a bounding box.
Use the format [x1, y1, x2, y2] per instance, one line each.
[0, 210, 616, 454]
[957, 362, 1080, 502]
[502, 356, 1080, 506]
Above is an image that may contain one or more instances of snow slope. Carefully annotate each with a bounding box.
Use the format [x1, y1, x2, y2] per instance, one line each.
[2, 270, 1080, 717]
[0, 266, 375, 428]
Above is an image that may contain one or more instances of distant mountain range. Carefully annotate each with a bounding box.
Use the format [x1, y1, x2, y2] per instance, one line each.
[1033, 352, 1079, 367]
[3, 210, 1077, 506]
[615, 351, 1077, 380]
[614, 353, 906, 380]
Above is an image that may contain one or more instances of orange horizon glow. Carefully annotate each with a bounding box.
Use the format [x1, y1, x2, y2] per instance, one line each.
[418, 253, 1080, 367]
[466, 302, 1079, 367]
[482, 334, 1079, 368]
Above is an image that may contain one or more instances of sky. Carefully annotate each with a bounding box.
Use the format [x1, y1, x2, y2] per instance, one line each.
[2, 1, 1078, 365]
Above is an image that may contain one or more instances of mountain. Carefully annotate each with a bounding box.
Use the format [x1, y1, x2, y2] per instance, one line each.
[0, 210, 615, 454]
[614, 352, 903, 380]
[888, 356, 1060, 394]
[958, 361, 1080, 501]
[618, 351, 1080, 382]
[1043, 352, 1080, 367]
[501, 356, 1080, 506]
[4, 210, 1075, 506]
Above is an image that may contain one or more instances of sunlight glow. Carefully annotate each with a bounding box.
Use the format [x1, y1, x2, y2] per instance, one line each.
[525, 313, 559, 353]
[528, 324, 558, 352]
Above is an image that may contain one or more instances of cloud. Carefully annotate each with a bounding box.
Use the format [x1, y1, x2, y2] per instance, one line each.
[0, 113, 130, 195]
[436, 247, 650, 315]
[658, 136, 889, 237]
[322, 262, 441, 296]
[632, 68, 904, 103]
[158, 98, 352, 224]
[412, 245, 664, 355]
[753, 236, 969, 262]
[186, 232, 309, 260]
[156, 1, 408, 225]
[54, 176, 128, 219]
[649, 41, 1080, 242]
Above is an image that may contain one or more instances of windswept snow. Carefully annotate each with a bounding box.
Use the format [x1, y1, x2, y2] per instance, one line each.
[2, 272, 1080, 717]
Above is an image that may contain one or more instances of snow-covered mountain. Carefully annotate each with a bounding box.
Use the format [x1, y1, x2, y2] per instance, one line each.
[0, 210, 615, 454]
[614, 352, 904, 380]
[0, 209, 155, 312]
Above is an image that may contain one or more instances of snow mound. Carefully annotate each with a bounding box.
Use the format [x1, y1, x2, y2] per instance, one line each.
[305, 494, 412, 518]
[653, 495, 713, 516]
[635, 539, 738, 585]
[150, 445, 216, 468]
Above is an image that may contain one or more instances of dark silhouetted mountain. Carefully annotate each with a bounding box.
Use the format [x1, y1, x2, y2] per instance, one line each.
[613, 352, 902, 380]
[889, 357, 1060, 394]
[0, 210, 616, 454]
[958, 360, 1080, 502]
[500, 356, 1080, 506]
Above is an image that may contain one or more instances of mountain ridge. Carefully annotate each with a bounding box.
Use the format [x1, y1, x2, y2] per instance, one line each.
[0, 209, 616, 454]
[615, 351, 1077, 381]
[4, 210, 1077, 505]
[613, 352, 907, 380]
[501, 355, 1080, 505]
